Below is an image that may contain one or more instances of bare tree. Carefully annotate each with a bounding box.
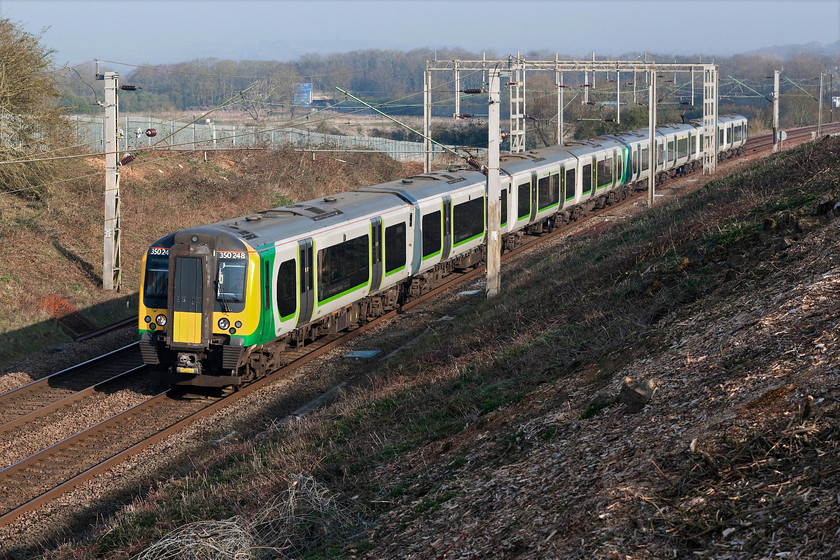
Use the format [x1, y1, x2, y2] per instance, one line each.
[0, 18, 68, 199]
[240, 66, 298, 123]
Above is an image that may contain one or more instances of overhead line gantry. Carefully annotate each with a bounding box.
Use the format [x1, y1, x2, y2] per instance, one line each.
[423, 55, 720, 191]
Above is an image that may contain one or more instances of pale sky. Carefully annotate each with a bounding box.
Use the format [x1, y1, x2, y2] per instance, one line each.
[1, 0, 838, 69]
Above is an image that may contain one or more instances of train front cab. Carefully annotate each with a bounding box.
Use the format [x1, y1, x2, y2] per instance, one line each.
[139, 228, 261, 387]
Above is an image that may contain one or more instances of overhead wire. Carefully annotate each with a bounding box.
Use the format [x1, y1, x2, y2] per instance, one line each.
[0, 82, 258, 166]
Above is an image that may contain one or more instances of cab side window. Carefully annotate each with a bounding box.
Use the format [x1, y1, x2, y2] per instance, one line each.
[422, 211, 442, 258]
[276, 259, 296, 319]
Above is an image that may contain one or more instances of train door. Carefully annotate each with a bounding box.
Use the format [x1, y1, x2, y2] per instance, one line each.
[530, 171, 538, 221]
[614, 148, 622, 185]
[558, 164, 565, 208]
[630, 145, 638, 181]
[442, 196, 452, 260]
[296, 238, 314, 327]
[370, 217, 383, 292]
[171, 255, 206, 345]
[516, 178, 531, 224]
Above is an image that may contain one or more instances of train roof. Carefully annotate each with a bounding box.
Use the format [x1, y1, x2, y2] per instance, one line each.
[495, 136, 625, 175]
[718, 114, 747, 124]
[497, 148, 574, 175]
[177, 166, 488, 251]
[182, 189, 411, 251]
[358, 166, 486, 201]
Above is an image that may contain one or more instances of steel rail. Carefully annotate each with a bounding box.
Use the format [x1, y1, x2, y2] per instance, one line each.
[0, 343, 142, 426]
[0, 249, 499, 529]
[0, 134, 721, 527]
[0, 365, 147, 437]
[74, 316, 138, 342]
[2, 120, 835, 528]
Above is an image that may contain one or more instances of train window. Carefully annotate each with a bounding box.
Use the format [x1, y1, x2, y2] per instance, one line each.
[385, 222, 406, 274]
[668, 140, 675, 163]
[501, 188, 508, 226]
[719, 129, 724, 146]
[641, 147, 649, 171]
[517, 181, 530, 219]
[318, 234, 369, 303]
[597, 158, 612, 189]
[690, 134, 697, 155]
[264, 262, 271, 310]
[422, 211, 442, 258]
[276, 259, 296, 319]
[582, 163, 592, 194]
[143, 253, 168, 309]
[614, 151, 621, 181]
[215, 259, 248, 312]
[538, 174, 560, 210]
[657, 142, 664, 167]
[453, 197, 485, 245]
[565, 167, 576, 200]
[678, 137, 688, 159]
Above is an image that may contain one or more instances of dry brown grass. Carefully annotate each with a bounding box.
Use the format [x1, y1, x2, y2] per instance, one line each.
[15, 138, 840, 559]
[0, 147, 408, 367]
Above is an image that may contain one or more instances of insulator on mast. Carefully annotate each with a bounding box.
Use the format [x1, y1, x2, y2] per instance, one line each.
[467, 158, 486, 174]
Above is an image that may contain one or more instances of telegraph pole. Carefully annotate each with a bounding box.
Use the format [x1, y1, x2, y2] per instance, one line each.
[648, 68, 657, 206]
[773, 70, 780, 153]
[453, 61, 460, 119]
[486, 68, 501, 298]
[556, 67, 564, 146]
[423, 66, 432, 172]
[99, 71, 121, 291]
[616, 70, 621, 125]
[818, 72, 824, 137]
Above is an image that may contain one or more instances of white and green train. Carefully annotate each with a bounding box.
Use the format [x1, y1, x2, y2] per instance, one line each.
[139, 115, 748, 387]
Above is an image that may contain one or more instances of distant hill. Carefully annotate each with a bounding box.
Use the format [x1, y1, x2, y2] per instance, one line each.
[746, 39, 840, 60]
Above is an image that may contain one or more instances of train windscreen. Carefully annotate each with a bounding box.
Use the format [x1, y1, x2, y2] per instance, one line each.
[215, 257, 248, 313]
[143, 250, 169, 309]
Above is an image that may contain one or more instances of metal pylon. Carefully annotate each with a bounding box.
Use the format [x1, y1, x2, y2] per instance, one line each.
[508, 58, 526, 153]
[702, 66, 718, 174]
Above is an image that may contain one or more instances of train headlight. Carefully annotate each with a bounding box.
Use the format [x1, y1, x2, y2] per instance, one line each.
[155, 314, 167, 327]
[144, 315, 151, 324]
[234, 321, 242, 328]
[218, 318, 230, 330]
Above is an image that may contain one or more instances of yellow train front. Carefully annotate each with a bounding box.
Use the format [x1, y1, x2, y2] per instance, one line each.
[138, 227, 262, 387]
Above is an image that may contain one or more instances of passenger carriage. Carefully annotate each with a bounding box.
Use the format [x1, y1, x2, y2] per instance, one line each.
[140, 115, 748, 387]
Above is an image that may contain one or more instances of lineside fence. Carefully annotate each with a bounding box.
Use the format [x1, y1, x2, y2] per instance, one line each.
[69, 115, 480, 162]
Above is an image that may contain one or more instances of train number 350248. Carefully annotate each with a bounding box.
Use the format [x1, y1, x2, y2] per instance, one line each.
[217, 251, 247, 260]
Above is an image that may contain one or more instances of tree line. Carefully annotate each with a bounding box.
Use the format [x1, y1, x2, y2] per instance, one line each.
[56, 44, 839, 150]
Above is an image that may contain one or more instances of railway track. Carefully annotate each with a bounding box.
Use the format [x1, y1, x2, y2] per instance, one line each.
[743, 121, 840, 156]
[0, 344, 144, 438]
[2, 121, 836, 530]
[0, 238, 522, 529]
[0, 316, 400, 527]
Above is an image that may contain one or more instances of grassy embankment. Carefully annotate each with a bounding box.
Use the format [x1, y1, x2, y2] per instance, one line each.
[39, 137, 840, 558]
[0, 147, 406, 367]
